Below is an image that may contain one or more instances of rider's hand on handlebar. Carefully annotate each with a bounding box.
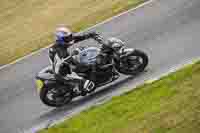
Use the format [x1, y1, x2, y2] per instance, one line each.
[88, 32, 99, 38]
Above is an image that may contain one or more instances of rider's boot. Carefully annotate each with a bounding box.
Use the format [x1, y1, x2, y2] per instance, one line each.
[81, 80, 95, 96]
[84, 80, 95, 92]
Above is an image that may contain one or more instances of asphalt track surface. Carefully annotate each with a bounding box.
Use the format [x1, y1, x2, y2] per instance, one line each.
[1, 0, 200, 132]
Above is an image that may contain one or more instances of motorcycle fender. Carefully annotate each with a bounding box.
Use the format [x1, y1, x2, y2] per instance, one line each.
[36, 79, 44, 93]
[121, 48, 135, 58]
[123, 48, 134, 53]
[36, 80, 57, 93]
[44, 80, 57, 87]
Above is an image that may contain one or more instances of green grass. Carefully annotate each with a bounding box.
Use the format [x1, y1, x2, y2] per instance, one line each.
[0, 0, 144, 65]
[38, 61, 200, 133]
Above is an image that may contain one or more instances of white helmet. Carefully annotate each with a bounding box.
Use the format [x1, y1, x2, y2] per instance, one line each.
[56, 26, 72, 36]
[55, 26, 73, 45]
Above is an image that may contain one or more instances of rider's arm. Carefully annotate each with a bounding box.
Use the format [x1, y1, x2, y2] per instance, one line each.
[72, 32, 97, 43]
[49, 46, 61, 73]
[49, 47, 56, 65]
[72, 34, 90, 43]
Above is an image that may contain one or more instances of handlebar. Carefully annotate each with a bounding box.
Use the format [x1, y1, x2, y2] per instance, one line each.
[92, 34, 113, 49]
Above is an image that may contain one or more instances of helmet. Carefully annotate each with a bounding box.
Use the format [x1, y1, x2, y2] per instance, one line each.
[55, 26, 73, 45]
[107, 37, 124, 51]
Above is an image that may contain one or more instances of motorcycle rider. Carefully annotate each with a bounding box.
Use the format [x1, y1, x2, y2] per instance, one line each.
[49, 26, 98, 93]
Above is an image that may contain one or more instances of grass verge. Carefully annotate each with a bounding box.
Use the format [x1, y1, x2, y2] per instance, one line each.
[38, 61, 200, 133]
[0, 0, 145, 65]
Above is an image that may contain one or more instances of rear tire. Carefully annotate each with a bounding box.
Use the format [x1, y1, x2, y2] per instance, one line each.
[40, 84, 73, 107]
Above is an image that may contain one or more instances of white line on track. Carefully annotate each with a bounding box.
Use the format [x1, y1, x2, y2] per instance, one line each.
[0, 0, 154, 71]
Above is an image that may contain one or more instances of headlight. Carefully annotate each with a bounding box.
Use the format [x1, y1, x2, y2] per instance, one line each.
[35, 79, 44, 93]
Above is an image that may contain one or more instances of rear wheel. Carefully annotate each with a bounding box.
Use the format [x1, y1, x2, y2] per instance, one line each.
[117, 49, 148, 75]
[40, 84, 73, 107]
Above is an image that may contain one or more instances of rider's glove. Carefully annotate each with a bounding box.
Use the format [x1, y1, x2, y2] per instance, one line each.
[88, 32, 99, 38]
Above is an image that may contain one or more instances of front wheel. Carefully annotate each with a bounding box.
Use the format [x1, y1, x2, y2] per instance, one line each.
[116, 49, 148, 75]
[40, 84, 73, 107]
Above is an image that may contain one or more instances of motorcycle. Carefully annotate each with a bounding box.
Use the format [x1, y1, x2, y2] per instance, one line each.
[35, 34, 148, 107]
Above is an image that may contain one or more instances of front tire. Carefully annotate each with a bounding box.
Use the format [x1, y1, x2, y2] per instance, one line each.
[116, 49, 148, 75]
[40, 84, 73, 107]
